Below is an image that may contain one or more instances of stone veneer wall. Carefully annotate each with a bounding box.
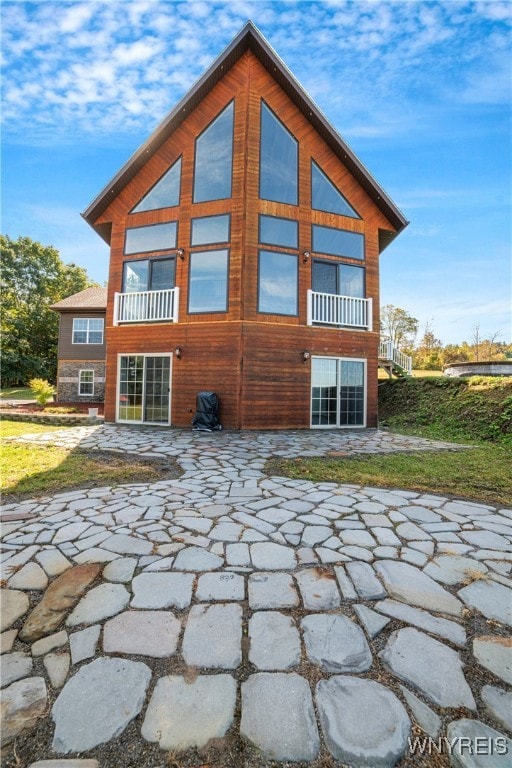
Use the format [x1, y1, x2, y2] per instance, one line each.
[1, 411, 104, 426]
[57, 361, 106, 402]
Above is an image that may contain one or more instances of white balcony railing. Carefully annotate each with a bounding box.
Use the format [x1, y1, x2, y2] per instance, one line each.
[379, 339, 413, 375]
[307, 290, 372, 330]
[113, 287, 179, 325]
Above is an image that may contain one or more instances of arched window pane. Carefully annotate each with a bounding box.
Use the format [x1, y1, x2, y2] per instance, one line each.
[311, 161, 359, 218]
[132, 158, 182, 213]
[193, 103, 234, 203]
[259, 102, 298, 205]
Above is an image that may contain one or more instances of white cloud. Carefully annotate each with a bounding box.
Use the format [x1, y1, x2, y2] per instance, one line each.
[1, 0, 510, 144]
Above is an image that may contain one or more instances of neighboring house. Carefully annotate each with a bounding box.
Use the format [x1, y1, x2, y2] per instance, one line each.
[51, 286, 107, 403]
[81, 22, 408, 429]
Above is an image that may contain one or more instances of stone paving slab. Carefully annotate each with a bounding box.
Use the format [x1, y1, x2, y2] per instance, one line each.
[142, 674, 236, 750]
[1, 424, 511, 766]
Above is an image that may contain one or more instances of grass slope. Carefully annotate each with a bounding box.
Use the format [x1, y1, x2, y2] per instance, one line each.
[378, 375, 512, 444]
[269, 376, 512, 507]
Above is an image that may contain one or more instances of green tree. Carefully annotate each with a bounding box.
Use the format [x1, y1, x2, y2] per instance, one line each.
[413, 322, 444, 370]
[1, 235, 94, 385]
[380, 304, 419, 351]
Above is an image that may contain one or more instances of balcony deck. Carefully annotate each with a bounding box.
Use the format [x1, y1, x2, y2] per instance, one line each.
[114, 288, 179, 325]
[307, 290, 372, 330]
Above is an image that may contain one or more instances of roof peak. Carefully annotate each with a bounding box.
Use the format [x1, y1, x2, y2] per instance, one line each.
[82, 21, 407, 244]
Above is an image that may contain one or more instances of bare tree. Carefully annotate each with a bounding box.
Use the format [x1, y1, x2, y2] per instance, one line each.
[472, 324, 480, 361]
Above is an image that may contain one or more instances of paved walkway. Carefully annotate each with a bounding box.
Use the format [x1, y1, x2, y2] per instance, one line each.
[1, 425, 511, 767]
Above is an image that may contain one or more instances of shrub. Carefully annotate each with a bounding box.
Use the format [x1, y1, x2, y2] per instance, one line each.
[28, 378, 55, 405]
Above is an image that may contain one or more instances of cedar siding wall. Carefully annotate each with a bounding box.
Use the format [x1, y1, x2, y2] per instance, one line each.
[96, 51, 395, 428]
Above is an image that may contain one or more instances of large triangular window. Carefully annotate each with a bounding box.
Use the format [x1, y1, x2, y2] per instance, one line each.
[193, 102, 234, 203]
[131, 158, 182, 213]
[311, 161, 359, 219]
[259, 102, 298, 206]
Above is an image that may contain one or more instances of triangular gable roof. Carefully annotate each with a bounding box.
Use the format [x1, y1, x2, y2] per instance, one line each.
[50, 285, 107, 311]
[82, 21, 408, 250]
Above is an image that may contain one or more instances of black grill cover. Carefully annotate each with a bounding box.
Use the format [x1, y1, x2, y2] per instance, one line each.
[192, 391, 222, 431]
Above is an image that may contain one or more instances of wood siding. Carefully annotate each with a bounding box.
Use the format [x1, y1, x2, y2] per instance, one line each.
[94, 51, 395, 429]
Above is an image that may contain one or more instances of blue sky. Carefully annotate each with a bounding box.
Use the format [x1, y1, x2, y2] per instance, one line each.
[2, 0, 511, 345]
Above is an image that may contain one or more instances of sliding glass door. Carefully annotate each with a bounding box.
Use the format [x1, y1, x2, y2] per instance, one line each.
[311, 357, 366, 427]
[118, 355, 171, 424]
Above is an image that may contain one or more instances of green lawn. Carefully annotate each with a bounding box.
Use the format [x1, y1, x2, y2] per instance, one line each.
[267, 441, 511, 508]
[1, 420, 175, 500]
[0, 386, 36, 400]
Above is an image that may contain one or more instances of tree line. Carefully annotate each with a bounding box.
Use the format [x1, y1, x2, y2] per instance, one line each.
[1, 235, 95, 385]
[381, 304, 512, 370]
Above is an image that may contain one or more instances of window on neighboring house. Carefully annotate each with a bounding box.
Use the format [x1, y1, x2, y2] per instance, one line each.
[131, 157, 182, 213]
[259, 102, 298, 205]
[79, 370, 94, 396]
[312, 261, 365, 298]
[124, 221, 177, 255]
[72, 318, 104, 344]
[258, 250, 298, 316]
[188, 249, 229, 313]
[193, 102, 234, 203]
[191, 214, 230, 246]
[122, 257, 176, 293]
[311, 161, 360, 218]
[312, 224, 364, 260]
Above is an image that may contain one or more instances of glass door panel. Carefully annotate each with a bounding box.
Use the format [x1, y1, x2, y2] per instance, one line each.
[118, 356, 144, 422]
[144, 356, 170, 423]
[311, 358, 338, 426]
[311, 358, 365, 427]
[118, 355, 171, 424]
[339, 361, 364, 426]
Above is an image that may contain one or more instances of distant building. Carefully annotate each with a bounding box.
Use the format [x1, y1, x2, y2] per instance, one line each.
[80, 22, 407, 429]
[51, 286, 107, 403]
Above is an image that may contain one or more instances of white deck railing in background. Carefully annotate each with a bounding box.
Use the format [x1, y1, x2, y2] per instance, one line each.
[114, 287, 179, 325]
[307, 290, 372, 330]
[379, 339, 413, 375]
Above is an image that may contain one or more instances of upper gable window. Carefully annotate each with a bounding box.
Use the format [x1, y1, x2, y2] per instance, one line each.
[188, 249, 229, 313]
[191, 214, 230, 246]
[124, 222, 177, 255]
[311, 161, 359, 218]
[259, 102, 298, 206]
[312, 261, 365, 298]
[131, 158, 182, 213]
[122, 258, 176, 293]
[193, 102, 234, 203]
[312, 225, 364, 261]
[258, 250, 298, 316]
[259, 215, 298, 249]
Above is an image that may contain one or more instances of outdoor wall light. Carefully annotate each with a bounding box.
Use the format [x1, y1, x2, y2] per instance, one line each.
[302, 350, 310, 362]
[175, 347, 182, 359]
[176, 248, 185, 260]
[302, 250, 310, 263]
